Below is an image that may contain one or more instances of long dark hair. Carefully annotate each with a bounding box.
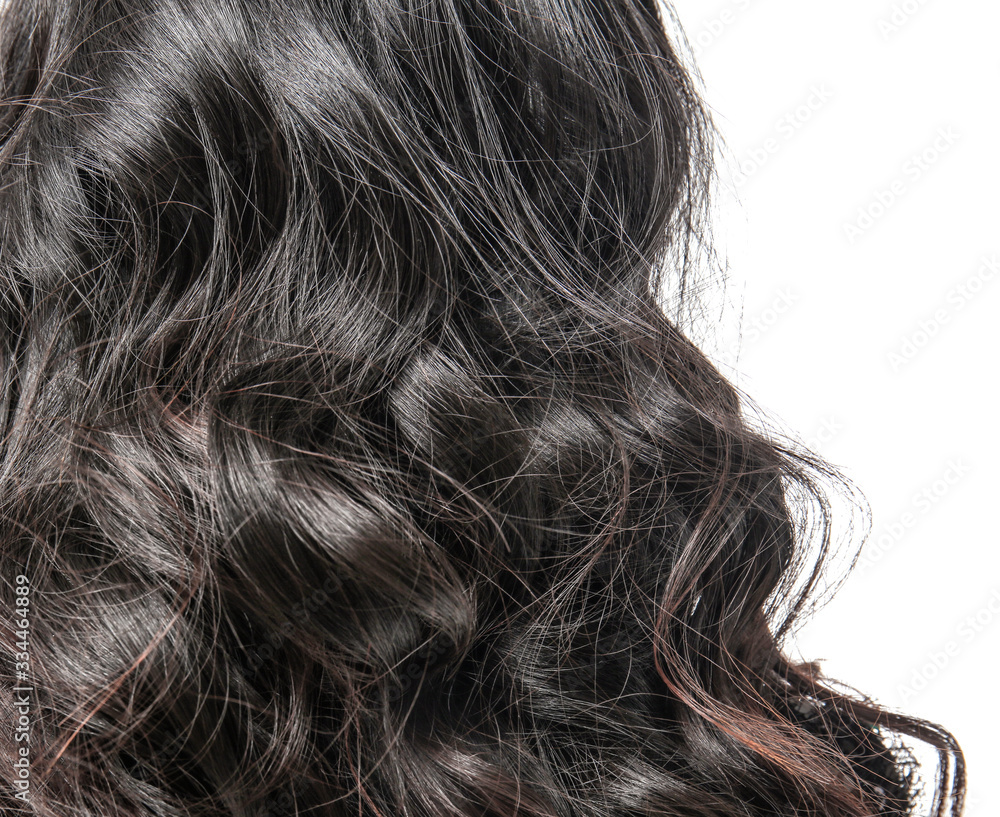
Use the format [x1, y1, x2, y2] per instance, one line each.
[0, 0, 964, 815]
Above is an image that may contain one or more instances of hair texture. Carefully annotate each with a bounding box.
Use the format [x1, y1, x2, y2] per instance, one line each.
[0, 0, 966, 815]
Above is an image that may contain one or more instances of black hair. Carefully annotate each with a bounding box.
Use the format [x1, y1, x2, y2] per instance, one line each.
[0, 0, 965, 815]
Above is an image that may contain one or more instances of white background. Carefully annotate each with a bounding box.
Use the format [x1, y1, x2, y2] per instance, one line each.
[666, 2, 998, 816]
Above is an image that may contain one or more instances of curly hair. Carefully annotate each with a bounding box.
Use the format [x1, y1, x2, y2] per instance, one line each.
[0, 0, 965, 815]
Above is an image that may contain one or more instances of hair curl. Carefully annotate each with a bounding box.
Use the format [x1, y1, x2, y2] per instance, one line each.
[0, 0, 965, 815]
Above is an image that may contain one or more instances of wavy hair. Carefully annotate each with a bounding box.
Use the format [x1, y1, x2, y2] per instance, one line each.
[0, 0, 965, 815]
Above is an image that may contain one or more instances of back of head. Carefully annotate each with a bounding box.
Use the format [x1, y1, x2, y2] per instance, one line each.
[0, 1, 964, 816]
